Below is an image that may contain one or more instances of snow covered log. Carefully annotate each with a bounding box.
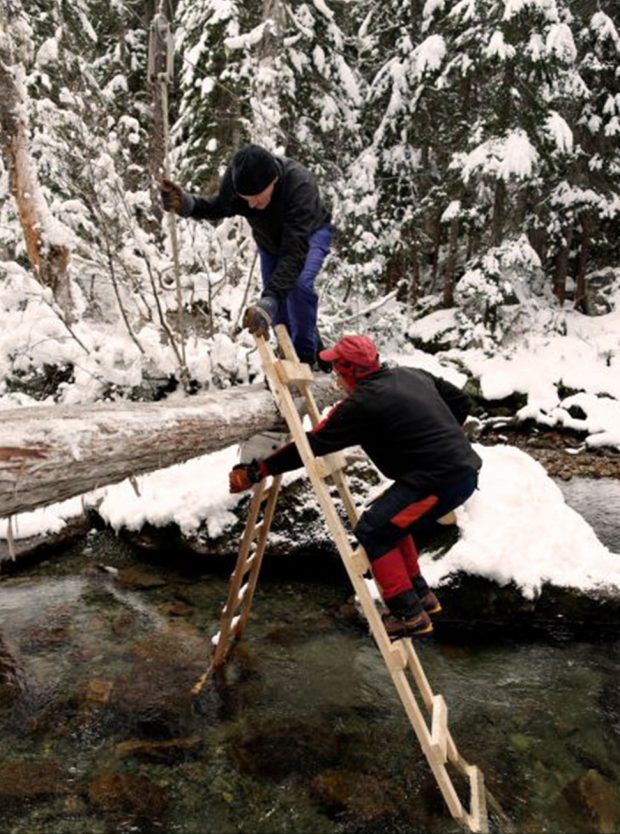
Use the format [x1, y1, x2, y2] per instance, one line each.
[0, 377, 339, 518]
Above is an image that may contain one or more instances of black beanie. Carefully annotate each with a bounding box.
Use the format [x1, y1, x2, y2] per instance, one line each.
[232, 145, 279, 196]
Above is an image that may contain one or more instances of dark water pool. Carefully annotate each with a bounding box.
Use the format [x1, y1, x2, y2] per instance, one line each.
[0, 479, 619, 833]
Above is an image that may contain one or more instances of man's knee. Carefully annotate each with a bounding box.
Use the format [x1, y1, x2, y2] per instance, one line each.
[354, 514, 386, 558]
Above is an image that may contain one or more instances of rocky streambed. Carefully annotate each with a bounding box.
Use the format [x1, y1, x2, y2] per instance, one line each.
[1, 521, 620, 834]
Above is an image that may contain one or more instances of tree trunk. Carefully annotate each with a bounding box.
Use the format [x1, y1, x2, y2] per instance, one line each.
[573, 212, 591, 314]
[553, 226, 574, 306]
[0, 21, 73, 320]
[491, 178, 506, 246]
[147, 0, 167, 231]
[0, 377, 340, 518]
[252, 0, 286, 148]
[442, 216, 460, 308]
[429, 214, 442, 291]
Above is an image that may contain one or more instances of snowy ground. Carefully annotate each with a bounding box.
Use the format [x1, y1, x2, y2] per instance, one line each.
[1, 437, 617, 600]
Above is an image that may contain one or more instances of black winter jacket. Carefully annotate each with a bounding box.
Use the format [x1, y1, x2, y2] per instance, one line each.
[188, 156, 331, 302]
[265, 366, 482, 492]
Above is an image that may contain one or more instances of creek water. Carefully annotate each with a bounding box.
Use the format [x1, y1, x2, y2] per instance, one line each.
[0, 478, 619, 833]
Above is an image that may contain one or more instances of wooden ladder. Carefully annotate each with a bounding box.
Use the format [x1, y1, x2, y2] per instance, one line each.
[193, 325, 489, 833]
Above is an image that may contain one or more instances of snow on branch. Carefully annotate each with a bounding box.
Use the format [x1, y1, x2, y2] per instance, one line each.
[545, 111, 573, 153]
[590, 11, 620, 46]
[452, 129, 539, 183]
[224, 21, 270, 51]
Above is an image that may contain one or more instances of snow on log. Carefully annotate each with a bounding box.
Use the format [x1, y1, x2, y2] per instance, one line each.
[0, 377, 339, 518]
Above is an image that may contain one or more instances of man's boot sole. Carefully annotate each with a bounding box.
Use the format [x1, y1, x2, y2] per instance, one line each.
[387, 622, 434, 642]
[424, 602, 443, 616]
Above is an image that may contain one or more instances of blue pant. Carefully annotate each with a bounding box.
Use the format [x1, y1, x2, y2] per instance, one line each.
[259, 223, 332, 362]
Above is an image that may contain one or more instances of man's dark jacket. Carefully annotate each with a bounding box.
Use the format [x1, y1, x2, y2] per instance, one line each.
[265, 366, 482, 492]
[188, 156, 331, 302]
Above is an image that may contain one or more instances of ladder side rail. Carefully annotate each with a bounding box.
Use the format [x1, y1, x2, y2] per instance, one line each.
[403, 640, 436, 711]
[339, 542, 466, 823]
[237, 474, 283, 634]
[273, 325, 359, 527]
[220, 480, 269, 617]
[211, 477, 280, 669]
[392, 670, 466, 822]
[330, 469, 360, 528]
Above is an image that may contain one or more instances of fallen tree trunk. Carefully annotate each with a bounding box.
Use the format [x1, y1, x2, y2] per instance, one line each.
[0, 377, 339, 518]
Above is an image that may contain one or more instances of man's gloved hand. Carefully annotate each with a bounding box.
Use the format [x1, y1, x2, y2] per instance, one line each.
[242, 296, 279, 339]
[160, 179, 194, 217]
[229, 459, 266, 494]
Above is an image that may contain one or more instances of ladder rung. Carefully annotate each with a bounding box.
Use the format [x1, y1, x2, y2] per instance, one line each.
[314, 451, 348, 480]
[348, 546, 370, 575]
[252, 522, 265, 540]
[387, 642, 408, 672]
[215, 614, 242, 646]
[437, 510, 457, 526]
[431, 694, 449, 763]
[276, 359, 314, 385]
[241, 552, 258, 573]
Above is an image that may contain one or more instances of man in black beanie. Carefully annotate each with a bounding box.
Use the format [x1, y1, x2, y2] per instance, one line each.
[160, 145, 332, 366]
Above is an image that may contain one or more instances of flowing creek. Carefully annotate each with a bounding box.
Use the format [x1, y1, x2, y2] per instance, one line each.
[0, 477, 619, 833]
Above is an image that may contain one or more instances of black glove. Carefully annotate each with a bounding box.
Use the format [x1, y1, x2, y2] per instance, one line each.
[229, 459, 265, 494]
[160, 179, 195, 217]
[243, 296, 279, 338]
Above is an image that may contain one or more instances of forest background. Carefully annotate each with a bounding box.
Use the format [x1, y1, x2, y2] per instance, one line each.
[0, 0, 619, 403]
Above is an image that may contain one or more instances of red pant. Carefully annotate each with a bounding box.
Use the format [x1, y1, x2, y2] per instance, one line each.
[371, 535, 419, 601]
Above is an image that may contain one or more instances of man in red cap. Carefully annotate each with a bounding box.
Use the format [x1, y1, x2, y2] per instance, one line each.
[229, 334, 482, 640]
[160, 144, 332, 367]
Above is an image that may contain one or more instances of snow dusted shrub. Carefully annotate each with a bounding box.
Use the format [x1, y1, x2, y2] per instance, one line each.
[454, 264, 508, 348]
[454, 236, 551, 348]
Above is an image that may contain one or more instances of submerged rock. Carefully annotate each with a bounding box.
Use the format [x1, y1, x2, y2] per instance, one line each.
[86, 771, 167, 823]
[230, 716, 342, 779]
[0, 760, 70, 804]
[310, 768, 409, 825]
[110, 661, 196, 739]
[562, 769, 620, 833]
[116, 566, 167, 590]
[0, 638, 26, 709]
[115, 734, 203, 763]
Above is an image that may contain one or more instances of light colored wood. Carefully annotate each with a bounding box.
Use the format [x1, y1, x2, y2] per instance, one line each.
[392, 669, 465, 821]
[200, 326, 490, 832]
[192, 474, 283, 692]
[276, 359, 314, 385]
[403, 639, 435, 710]
[387, 642, 408, 672]
[348, 546, 371, 576]
[431, 694, 449, 763]
[238, 474, 282, 633]
[466, 765, 489, 833]
[437, 510, 457, 525]
[314, 451, 348, 480]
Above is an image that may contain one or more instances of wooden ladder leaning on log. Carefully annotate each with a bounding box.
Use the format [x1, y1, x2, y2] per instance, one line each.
[192, 324, 491, 833]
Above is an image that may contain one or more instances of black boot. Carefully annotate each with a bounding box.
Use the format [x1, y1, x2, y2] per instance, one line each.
[382, 610, 434, 640]
[412, 575, 442, 615]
